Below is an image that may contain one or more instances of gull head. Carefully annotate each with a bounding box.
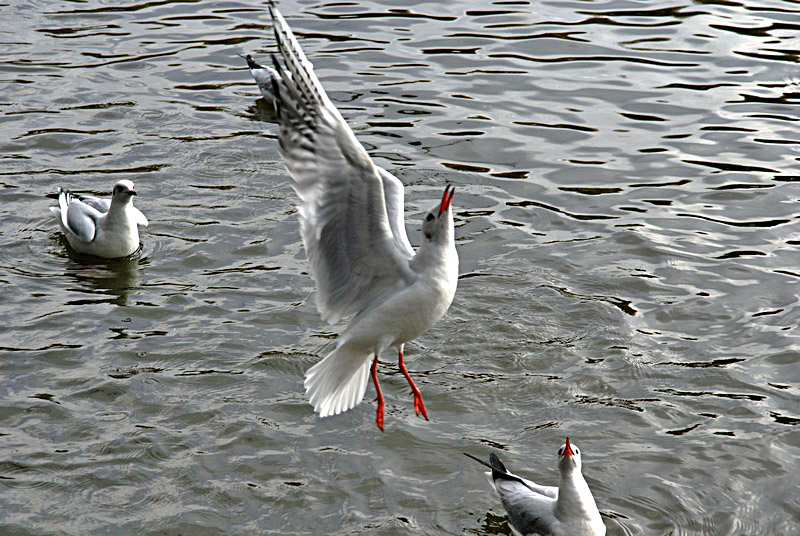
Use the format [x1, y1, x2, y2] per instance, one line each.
[421, 185, 455, 245]
[557, 437, 582, 473]
[112, 179, 137, 202]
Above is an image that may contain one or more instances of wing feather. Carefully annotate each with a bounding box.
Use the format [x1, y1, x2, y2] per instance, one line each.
[270, 7, 414, 324]
[61, 192, 101, 242]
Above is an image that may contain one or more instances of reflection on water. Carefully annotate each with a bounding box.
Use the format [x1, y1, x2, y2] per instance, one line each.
[0, 0, 799, 534]
[62, 252, 144, 307]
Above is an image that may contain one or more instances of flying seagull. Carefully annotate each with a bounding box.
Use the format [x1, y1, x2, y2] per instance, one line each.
[268, 7, 458, 431]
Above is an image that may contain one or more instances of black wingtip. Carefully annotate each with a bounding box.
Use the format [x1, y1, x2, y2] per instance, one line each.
[488, 452, 508, 474]
[463, 452, 493, 470]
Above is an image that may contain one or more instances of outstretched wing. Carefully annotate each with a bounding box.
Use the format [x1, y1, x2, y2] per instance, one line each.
[270, 7, 415, 325]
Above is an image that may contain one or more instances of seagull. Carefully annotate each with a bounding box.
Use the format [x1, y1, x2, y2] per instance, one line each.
[464, 439, 606, 536]
[238, 53, 286, 103]
[49, 179, 148, 258]
[268, 7, 459, 431]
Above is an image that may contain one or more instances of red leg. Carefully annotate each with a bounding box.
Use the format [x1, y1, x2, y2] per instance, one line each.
[399, 350, 429, 420]
[371, 355, 385, 431]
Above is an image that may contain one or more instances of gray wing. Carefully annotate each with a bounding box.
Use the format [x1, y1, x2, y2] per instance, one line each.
[75, 194, 110, 214]
[495, 478, 560, 536]
[60, 191, 102, 242]
[270, 7, 415, 325]
[484, 454, 560, 536]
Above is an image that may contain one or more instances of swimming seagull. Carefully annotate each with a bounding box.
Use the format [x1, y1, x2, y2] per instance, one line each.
[238, 53, 286, 103]
[49, 179, 148, 258]
[268, 7, 459, 431]
[464, 439, 606, 536]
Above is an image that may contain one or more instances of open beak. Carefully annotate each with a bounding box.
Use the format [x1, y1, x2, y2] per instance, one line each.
[562, 437, 574, 458]
[438, 185, 455, 217]
[130, 189, 137, 196]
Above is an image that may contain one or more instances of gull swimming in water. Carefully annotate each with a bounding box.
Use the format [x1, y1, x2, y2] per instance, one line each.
[49, 179, 148, 258]
[268, 7, 459, 431]
[239, 53, 285, 103]
[465, 439, 606, 536]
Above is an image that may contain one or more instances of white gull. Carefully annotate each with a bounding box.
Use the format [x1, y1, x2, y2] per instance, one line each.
[268, 7, 459, 431]
[465, 439, 606, 536]
[49, 179, 148, 258]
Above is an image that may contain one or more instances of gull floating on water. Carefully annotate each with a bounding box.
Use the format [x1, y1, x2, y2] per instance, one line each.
[268, 7, 459, 431]
[49, 179, 148, 258]
[465, 439, 606, 536]
[239, 53, 285, 103]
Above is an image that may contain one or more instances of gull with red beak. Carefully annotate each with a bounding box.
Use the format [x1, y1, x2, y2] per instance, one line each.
[465, 438, 606, 536]
[48, 179, 148, 258]
[268, 7, 459, 431]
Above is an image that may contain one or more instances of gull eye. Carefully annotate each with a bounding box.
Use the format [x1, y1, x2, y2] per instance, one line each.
[426, 213, 434, 222]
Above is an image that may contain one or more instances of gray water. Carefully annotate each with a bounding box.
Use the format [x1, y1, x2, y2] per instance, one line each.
[1, 0, 798, 534]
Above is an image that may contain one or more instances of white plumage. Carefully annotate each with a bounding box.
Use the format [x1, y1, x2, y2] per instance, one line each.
[49, 179, 148, 258]
[466, 439, 606, 536]
[269, 7, 458, 430]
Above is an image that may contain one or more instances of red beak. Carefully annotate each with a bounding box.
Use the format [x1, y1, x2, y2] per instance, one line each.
[563, 437, 574, 458]
[438, 185, 455, 217]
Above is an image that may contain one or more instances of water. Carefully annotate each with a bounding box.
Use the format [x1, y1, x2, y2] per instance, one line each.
[1, 0, 798, 534]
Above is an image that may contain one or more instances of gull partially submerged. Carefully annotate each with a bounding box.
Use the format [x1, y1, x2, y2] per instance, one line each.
[239, 53, 286, 104]
[268, 7, 459, 430]
[49, 179, 148, 258]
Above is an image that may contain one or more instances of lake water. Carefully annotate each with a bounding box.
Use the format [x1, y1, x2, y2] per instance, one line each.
[1, 0, 798, 534]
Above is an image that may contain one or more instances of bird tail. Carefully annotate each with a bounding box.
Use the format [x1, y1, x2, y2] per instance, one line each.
[304, 345, 372, 418]
[50, 188, 71, 230]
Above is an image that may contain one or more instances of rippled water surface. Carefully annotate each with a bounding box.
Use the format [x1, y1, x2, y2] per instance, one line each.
[1, 0, 799, 534]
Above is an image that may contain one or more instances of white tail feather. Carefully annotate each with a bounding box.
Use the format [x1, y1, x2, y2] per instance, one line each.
[304, 346, 373, 418]
[57, 190, 71, 230]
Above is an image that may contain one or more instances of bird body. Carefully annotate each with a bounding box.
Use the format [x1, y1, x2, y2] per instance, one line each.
[465, 440, 605, 536]
[268, 6, 458, 429]
[49, 179, 147, 258]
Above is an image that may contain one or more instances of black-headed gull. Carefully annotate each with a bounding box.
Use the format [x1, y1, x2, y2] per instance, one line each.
[268, 7, 459, 431]
[49, 179, 148, 258]
[239, 53, 285, 103]
[465, 439, 606, 536]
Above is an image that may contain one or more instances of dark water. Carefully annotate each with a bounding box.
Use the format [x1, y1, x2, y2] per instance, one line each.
[1, 0, 798, 534]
